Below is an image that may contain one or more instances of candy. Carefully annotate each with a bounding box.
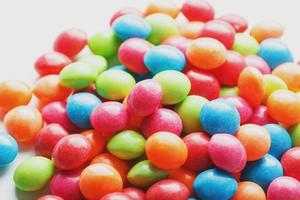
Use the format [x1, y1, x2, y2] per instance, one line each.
[200, 99, 240, 135]
[244, 55, 271, 74]
[145, 0, 180, 18]
[290, 123, 300, 147]
[0, 80, 32, 111]
[262, 74, 287, 103]
[144, 45, 186, 74]
[38, 195, 64, 200]
[81, 129, 105, 159]
[146, 179, 190, 200]
[107, 130, 145, 160]
[77, 54, 108, 75]
[79, 163, 123, 199]
[281, 147, 300, 181]
[182, 0, 214, 22]
[272, 63, 300, 92]
[153, 70, 191, 105]
[13, 156, 54, 191]
[247, 105, 276, 126]
[168, 168, 196, 195]
[232, 33, 259, 56]
[218, 14, 248, 33]
[179, 22, 204, 39]
[145, 131, 187, 170]
[4, 106, 43, 142]
[267, 176, 300, 200]
[250, 20, 284, 43]
[112, 15, 151, 40]
[110, 8, 144, 25]
[220, 86, 238, 97]
[95, 69, 136, 100]
[52, 134, 91, 170]
[0, 132, 18, 167]
[231, 181, 266, 200]
[123, 187, 146, 200]
[100, 192, 132, 200]
[193, 168, 238, 200]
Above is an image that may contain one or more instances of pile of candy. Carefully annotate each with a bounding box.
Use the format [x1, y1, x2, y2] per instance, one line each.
[1, 0, 300, 199]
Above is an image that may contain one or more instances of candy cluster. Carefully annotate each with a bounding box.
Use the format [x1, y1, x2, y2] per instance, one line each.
[1, 0, 300, 200]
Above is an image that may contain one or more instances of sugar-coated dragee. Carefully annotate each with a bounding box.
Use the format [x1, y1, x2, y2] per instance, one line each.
[1, 0, 300, 199]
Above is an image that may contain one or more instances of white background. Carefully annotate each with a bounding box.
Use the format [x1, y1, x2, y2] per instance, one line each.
[0, 0, 300, 199]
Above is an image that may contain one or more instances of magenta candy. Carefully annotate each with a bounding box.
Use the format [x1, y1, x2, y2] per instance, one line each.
[38, 195, 64, 200]
[267, 176, 300, 200]
[247, 105, 276, 125]
[245, 55, 271, 74]
[141, 108, 182, 138]
[100, 192, 132, 200]
[123, 187, 146, 200]
[224, 96, 253, 124]
[209, 133, 247, 173]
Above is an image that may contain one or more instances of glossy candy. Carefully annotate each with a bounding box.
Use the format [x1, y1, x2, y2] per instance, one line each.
[101, 192, 132, 200]
[267, 176, 300, 200]
[262, 74, 287, 103]
[218, 14, 248, 32]
[272, 63, 300, 92]
[110, 7, 144, 25]
[37, 195, 64, 200]
[179, 22, 204, 39]
[123, 187, 146, 200]
[77, 54, 108, 75]
[182, 0, 214, 22]
[0, 132, 18, 167]
[232, 33, 259, 56]
[281, 147, 300, 181]
[220, 86, 238, 97]
[250, 20, 284, 43]
[244, 55, 271, 74]
[290, 123, 300, 147]
[168, 168, 196, 195]
[145, 0, 180, 18]
[231, 181, 266, 200]
[81, 129, 105, 159]
[248, 105, 276, 126]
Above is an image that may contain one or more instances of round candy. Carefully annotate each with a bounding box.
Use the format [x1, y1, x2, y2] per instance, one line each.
[199, 20, 235, 49]
[236, 124, 270, 161]
[186, 38, 227, 70]
[100, 192, 132, 200]
[79, 163, 123, 200]
[162, 35, 190, 54]
[209, 134, 247, 173]
[33, 75, 72, 102]
[244, 55, 271, 74]
[272, 63, 300, 92]
[35, 124, 69, 158]
[118, 38, 152, 74]
[110, 7, 144, 25]
[200, 99, 240, 135]
[250, 20, 284, 43]
[175, 95, 208, 133]
[107, 130, 145, 160]
[248, 105, 276, 126]
[231, 181, 266, 200]
[123, 187, 146, 200]
[77, 54, 108, 75]
[267, 176, 300, 200]
[153, 70, 191, 105]
[14, 156, 55, 191]
[168, 168, 196, 195]
[52, 134, 91, 170]
[0, 132, 18, 167]
[267, 90, 300, 125]
[232, 33, 259, 56]
[218, 14, 248, 33]
[183, 132, 213, 172]
[90, 102, 128, 136]
[146, 179, 189, 200]
[182, 0, 214, 22]
[38, 195, 64, 200]
[179, 22, 204, 39]
[4, 106, 43, 142]
[262, 74, 287, 103]
[34, 52, 71, 76]
[145, 131, 187, 170]
[258, 39, 293, 69]
[112, 15, 151, 40]
[53, 28, 87, 58]
[220, 86, 238, 97]
[81, 129, 105, 159]
[145, 13, 178, 45]
[0, 80, 32, 111]
[290, 123, 300, 147]
[95, 69, 136, 100]
[144, 45, 186, 74]
[241, 154, 283, 190]
[145, 0, 179, 18]
[193, 168, 238, 200]
[66, 92, 101, 129]
[281, 147, 300, 181]
[141, 108, 182, 137]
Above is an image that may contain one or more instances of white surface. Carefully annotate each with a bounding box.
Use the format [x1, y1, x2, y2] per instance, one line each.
[0, 0, 300, 199]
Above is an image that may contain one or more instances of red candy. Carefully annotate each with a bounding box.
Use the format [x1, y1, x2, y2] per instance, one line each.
[218, 14, 248, 33]
[37, 195, 64, 200]
[110, 7, 144, 25]
[281, 147, 300, 181]
[182, 0, 215, 22]
[244, 55, 271, 74]
[123, 187, 146, 200]
[100, 192, 132, 200]
[247, 105, 276, 125]
[81, 129, 106, 160]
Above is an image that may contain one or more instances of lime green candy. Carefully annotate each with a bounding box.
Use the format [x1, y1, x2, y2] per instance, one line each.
[153, 70, 191, 105]
[127, 160, 168, 187]
[232, 33, 260, 56]
[59, 61, 99, 89]
[77, 55, 107, 75]
[145, 13, 178, 45]
[175, 95, 208, 133]
[14, 156, 54, 191]
[96, 69, 136, 100]
[220, 86, 238, 97]
[107, 130, 146, 160]
[88, 30, 120, 58]
[263, 74, 288, 103]
[289, 123, 300, 147]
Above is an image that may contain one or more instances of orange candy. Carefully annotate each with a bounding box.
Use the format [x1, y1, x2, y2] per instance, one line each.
[33, 75, 72, 102]
[238, 67, 264, 107]
[145, 0, 180, 18]
[81, 130, 106, 160]
[272, 63, 300, 92]
[231, 181, 266, 200]
[179, 22, 204, 39]
[0, 80, 32, 111]
[236, 124, 270, 161]
[250, 20, 284, 43]
[168, 167, 196, 195]
[186, 38, 227, 70]
[79, 163, 123, 200]
[267, 90, 300, 125]
[145, 131, 188, 170]
[4, 106, 43, 142]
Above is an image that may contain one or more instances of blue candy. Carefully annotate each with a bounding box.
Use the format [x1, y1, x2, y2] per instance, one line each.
[112, 15, 151, 41]
[66, 92, 101, 129]
[263, 124, 292, 159]
[200, 99, 240, 135]
[0, 132, 18, 167]
[258, 39, 293, 69]
[193, 168, 238, 200]
[144, 45, 186, 74]
[241, 154, 283, 190]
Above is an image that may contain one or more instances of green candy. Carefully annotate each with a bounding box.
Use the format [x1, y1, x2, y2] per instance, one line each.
[88, 30, 120, 58]
[107, 130, 146, 160]
[96, 69, 136, 100]
[77, 55, 107, 75]
[153, 70, 191, 105]
[13, 156, 54, 191]
[145, 13, 178, 45]
[220, 87, 238, 97]
[289, 123, 300, 147]
[127, 160, 168, 187]
[232, 33, 260, 56]
[59, 61, 98, 89]
[175, 95, 208, 133]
